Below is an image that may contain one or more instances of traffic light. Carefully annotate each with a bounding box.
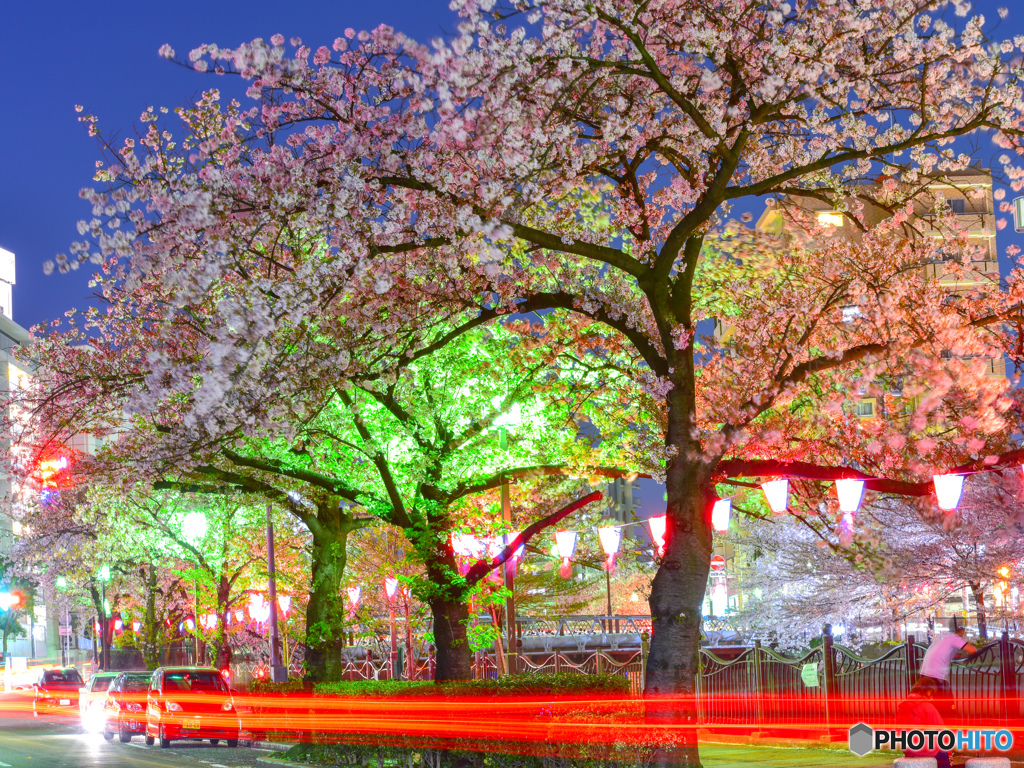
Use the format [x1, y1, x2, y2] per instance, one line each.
[37, 455, 70, 503]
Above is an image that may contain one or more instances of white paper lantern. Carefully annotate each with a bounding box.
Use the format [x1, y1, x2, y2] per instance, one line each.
[711, 498, 732, 533]
[648, 515, 667, 556]
[933, 473, 965, 511]
[835, 478, 865, 513]
[597, 527, 622, 572]
[761, 478, 789, 514]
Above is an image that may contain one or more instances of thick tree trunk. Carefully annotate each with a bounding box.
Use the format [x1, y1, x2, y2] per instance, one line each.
[303, 503, 352, 683]
[421, 537, 473, 682]
[213, 575, 232, 670]
[644, 389, 713, 767]
[970, 581, 988, 640]
[429, 596, 472, 682]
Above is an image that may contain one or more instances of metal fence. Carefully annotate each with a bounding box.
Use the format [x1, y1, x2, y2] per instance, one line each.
[694, 627, 1024, 729]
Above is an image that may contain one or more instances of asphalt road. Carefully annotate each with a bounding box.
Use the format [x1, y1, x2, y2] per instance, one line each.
[0, 693, 273, 768]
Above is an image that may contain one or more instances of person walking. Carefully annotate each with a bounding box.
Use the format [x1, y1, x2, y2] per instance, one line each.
[916, 622, 977, 719]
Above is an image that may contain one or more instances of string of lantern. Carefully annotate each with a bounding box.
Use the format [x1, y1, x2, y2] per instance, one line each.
[339, 466, 995, 598]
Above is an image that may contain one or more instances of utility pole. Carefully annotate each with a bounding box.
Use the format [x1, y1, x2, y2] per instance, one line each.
[266, 505, 287, 683]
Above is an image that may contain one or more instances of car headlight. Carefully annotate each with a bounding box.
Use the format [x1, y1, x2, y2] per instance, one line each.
[221, 701, 233, 712]
[166, 701, 183, 712]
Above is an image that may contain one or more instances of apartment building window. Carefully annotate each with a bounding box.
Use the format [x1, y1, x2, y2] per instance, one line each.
[854, 399, 875, 418]
[947, 198, 966, 214]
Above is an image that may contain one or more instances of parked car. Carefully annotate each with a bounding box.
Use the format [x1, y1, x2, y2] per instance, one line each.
[145, 667, 240, 748]
[79, 671, 118, 732]
[102, 672, 151, 742]
[32, 667, 84, 717]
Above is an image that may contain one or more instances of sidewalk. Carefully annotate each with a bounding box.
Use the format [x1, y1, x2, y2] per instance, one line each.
[699, 742, 891, 767]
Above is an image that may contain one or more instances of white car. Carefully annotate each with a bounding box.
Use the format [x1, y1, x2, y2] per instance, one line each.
[78, 672, 118, 732]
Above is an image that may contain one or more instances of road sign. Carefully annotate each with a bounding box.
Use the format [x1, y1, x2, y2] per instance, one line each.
[710, 555, 726, 571]
[58, 625, 71, 637]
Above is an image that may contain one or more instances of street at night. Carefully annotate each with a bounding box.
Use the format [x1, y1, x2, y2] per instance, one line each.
[0, 693, 268, 768]
[11, 0, 1024, 766]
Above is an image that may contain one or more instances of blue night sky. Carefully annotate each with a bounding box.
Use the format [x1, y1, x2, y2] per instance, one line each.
[3, 0, 1023, 332]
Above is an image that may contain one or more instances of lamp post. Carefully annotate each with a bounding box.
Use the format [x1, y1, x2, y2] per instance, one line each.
[385, 577, 399, 679]
[182, 511, 208, 665]
[97, 565, 110, 670]
[265, 505, 287, 683]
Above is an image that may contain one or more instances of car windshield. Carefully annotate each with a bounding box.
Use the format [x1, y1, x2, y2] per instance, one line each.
[91, 677, 113, 692]
[163, 671, 228, 693]
[44, 670, 83, 684]
[121, 676, 149, 692]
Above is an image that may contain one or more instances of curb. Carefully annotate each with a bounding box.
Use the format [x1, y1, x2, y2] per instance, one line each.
[243, 739, 296, 753]
[255, 758, 300, 767]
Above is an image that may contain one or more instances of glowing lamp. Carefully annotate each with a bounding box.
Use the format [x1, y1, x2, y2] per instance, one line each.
[999, 566, 1011, 578]
[933, 473, 965, 511]
[94, 620, 101, 633]
[234, 609, 244, 622]
[554, 530, 578, 578]
[648, 515, 667, 557]
[385, 577, 399, 599]
[597, 526, 622, 573]
[347, 586, 361, 605]
[185, 616, 196, 631]
[132, 621, 142, 633]
[711, 498, 732, 533]
[835, 478, 865, 513]
[761, 478, 789, 514]
[248, 594, 270, 622]
[114, 618, 123, 632]
[277, 595, 291, 614]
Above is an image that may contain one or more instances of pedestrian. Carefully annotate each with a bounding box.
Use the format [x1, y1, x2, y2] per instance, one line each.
[916, 622, 977, 719]
[897, 679, 950, 768]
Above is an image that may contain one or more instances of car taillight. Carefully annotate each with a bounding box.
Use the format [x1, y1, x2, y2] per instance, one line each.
[221, 701, 233, 712]
[166, 701, 183, 712]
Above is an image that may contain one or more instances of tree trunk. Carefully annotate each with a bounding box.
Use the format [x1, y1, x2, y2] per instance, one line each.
[429, 595, 472, 682]
[303, 502, 352, 682]
[970, 581, 988, 640]
[214, 575, 232, 670]
[644, 388, 713, 768]
[420, 536, 473, 682]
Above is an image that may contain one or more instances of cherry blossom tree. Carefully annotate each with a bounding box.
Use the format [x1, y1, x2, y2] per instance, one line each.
[733, 471, 1024, 645]
[43, 0, 1024, 761]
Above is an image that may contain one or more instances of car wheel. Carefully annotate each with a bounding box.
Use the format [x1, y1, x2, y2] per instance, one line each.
[226, 738, 238, 748]
[209, 738, 219, 746]
[145, 735, 154, 746]
[159, 727, 171, 749]
[102, 726, 114, 741]
[118, 727, 132, 743]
